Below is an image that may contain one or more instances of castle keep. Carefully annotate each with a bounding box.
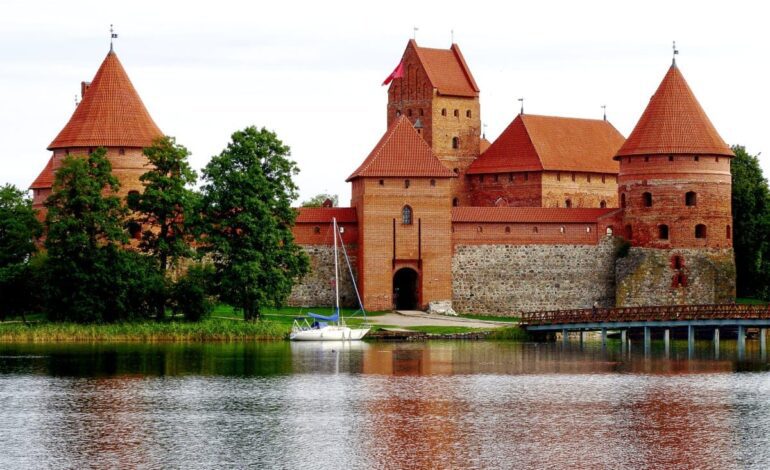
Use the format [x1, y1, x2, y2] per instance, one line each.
[30, 40, 736, 315]
[290, 40, 736, 314]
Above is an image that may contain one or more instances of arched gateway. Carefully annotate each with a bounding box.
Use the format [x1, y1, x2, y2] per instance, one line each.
[393, 268, 419, 310]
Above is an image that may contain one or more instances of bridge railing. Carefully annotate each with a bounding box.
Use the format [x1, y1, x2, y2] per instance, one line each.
[520, 304, 770, 326]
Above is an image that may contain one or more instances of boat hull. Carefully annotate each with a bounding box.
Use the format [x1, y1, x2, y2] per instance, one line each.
[290, 325, 370, 341]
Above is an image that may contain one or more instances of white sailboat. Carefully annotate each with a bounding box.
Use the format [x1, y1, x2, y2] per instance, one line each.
[290, 217, 370, 341]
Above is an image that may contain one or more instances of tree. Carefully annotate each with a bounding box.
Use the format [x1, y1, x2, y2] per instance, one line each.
[128, 136, 199, 319]
[43, 148, 163, 322]
[200, 126, 309, 320]
[301, 193, 338, 208]
[731, 145, 770, 299]
[0, 184, 43, 321]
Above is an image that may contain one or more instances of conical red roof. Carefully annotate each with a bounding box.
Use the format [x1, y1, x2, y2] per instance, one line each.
[48, 50, 162, 150]
[616, 64, 732, 158]
[30, 156, 54, 189]
[346, 116, 455, 181]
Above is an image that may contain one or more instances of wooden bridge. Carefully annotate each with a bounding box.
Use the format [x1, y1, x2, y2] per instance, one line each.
[520, 304, 770, 358]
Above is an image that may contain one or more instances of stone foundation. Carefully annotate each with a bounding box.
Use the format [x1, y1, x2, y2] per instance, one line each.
[616, 247, 735, 306]
[287, 245, 359, 308]
[451, 237, 619, 315]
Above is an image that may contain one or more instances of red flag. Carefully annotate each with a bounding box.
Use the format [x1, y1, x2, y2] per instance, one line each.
[382, 60, 404, 86]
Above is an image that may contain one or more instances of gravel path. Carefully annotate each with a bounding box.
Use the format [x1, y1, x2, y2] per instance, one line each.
[369, 311, 513, 329]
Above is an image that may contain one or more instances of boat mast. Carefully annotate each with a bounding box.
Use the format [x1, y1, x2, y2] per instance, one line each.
[333, 217, 340, 321]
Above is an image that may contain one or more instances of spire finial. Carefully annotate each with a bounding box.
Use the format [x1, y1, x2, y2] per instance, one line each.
[518, 97, 524, 115]
[482, 122, 488, 139]
[413, 26, 419, 41]
[451, 29, 454, 44]
[601, 104, 607, 121]
[672, 40, 679, 66]
[110, 24, 118, 52]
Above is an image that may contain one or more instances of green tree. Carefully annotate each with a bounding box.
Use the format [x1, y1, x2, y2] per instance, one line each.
[301, 193, 338, 207]
[0, 184, 43, 321]
[44, 149, 163, 322]
[128, 136, 199, 319]
[200, 126, 309, 320]
[731, 145, 770, 299]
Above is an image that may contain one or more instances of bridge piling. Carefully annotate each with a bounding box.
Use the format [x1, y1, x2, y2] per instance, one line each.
[664, 329, 670, 357]
[643, 327, 651, 355]
[601, 328, 607, 348]
[621, 330, 627, 354]
[737, 325, 746, 360]
[561, 329, 568, 347]
[687, 325, 695, 359]
[761, 328, 767, 360]
[713, 328, 720, 359]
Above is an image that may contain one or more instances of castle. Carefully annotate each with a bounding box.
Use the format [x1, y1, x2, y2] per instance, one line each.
[30, 40, 736, 315]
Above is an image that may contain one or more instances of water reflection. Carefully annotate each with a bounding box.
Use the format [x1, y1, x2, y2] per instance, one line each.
[0, 340, 769, 468]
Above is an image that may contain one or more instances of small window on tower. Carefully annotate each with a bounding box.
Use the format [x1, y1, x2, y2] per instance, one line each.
[404, 179, 410, 189]
[695, 224, 707, 239]
[571, 173, 576, 182]
[587, 174, 591, 183]
[509, 173, 514, 182]
[726, 225, 731, 239]
[88, 148, 94, 154]
[659, 224, 669, 240]
[557, 173, 561, 182]
[625, 224, 633, 240]
[644, 156, 650, 162]
[119, 148, 125, 155]
[533, 226, 539, 233]
[452, 137, 459, 149]
[402, 205, 413, 225]
[419, 109, 424, 116]
[494, 174, 499, 183]
[313, 226, 321, 234]
[621, 193, 627, 208]
[643, 192, 653, 207]
[669, 155, 674, 162]
[565, 199, 572, 208]
[560, 226, 566, 234]
[379, 179, 384, 186]
[442, 109, 447, 116]
[127, 190, 140, 206]
[479, 175, 484, 183]
[466, 110, 472, 118]
[601, 175, 606, 183]
[525, 173, 529, 181]
[126, 221, 142, 240]
[685, 191, 697, 206]
[452, 198, 459, 207]
[694, 155, 700, 162]
[407, 109, 413, 117]
[600, 200, 607, 208]
[430, 179, 436, 187]
[505, 226, 511, 233]
[453, 109, 459, 117]
[396, 110, 401, 117]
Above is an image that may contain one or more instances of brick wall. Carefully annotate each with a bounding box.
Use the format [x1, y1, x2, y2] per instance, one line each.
[616, 247, 735, 306]
[50, 146, 149, 199]
[452, 221, 601, 245]
[541, 171, 618, 208]
[452, 236, 619, 315]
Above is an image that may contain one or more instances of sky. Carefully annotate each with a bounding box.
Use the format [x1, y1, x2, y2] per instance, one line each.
[1, 0, 768, 205]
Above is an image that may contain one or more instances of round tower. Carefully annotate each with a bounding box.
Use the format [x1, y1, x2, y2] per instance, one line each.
[614, 59, 735, 306]
[615, 61, 734, 249]
[32, 48, 163, 212]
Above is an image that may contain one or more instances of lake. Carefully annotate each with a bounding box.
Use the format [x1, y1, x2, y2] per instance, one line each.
[1, 340, 769, 469]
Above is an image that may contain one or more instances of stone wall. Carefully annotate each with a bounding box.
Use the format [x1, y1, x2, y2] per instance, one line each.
[452, 236, 619, 315]
[287, 245, 360, 308]
[616, 247, 735, 306]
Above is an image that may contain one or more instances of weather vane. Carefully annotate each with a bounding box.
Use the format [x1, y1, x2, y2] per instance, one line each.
[482, 122, 488, 138]
[601, 104, 607, 121]
[110, 24, 118, 51]
[451, 29, 454, 43]
[518, 97, 524, 115]
[672, 40, 679, 65]
[413, 26, 419, 40]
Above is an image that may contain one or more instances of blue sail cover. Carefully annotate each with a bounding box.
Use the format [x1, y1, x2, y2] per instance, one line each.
[308, 309, 339, 323]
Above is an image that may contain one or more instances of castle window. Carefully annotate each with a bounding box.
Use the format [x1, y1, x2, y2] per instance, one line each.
[430, 179, 436, 187]
[505, 226, 511, 233]
[600, 200, 607, 208]
[126, 221, 142, 240]
[606, 227, 613, 236]
[494, 174, 499, 183]
[695, 224, 707, 239]
[404, 179, 410, 189]
[587, 174, 591, 183]
[442, 108, 447, 116]
[65, 149, 70, 155]
[419, 109, 424, 116]
[127, 190, 140, 206]
[313, 226, 321, 234]
[672, 273, 688, 288]
[452, 137, 459, 149]
[694, 155, 700, 162]
[477, 226, 483, 233]
[479, 175, 484, 183]
[716, 157, 720, 163]
[396, 110, 401, 117]
[525, 173, 529, 181]
[557, 173, 561, 181]
[601, 175, 606, 183]
[685, 191, 697, 206]
[672, 255, 684, 270]
[466, 110, 472, 118]
[119, 148, 125, 155]
[643, 192, 653, 207]
[407, 109, 412, 117]
[453, 109, 459, 117]
[533, 226, 539, 233]
[565, 199, 572, 208]
[586, 226, 591, 233]
[560, 226, 565, 234]
[509, 173, 514, 182]
[644, 156, 650, 162]
[402, 205, 413, 225]
[621, 193, 627, 208]
[659, 224, 669, 240]
[669, 155, 674, 162]
[726, 225, 731, 239]
[571, 173, 576, 182]
[453, 168, 459, 174]
[379, 179, 384, 186]
[452, 197, 459, 207]
[625, 224, 633, 240]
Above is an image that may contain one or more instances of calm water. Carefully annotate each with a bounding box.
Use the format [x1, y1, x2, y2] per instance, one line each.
[1, 340, 769, 469]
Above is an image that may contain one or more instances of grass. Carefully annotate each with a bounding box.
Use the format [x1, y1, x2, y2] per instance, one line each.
[736, 297, 768, 305]
[458, 313, 519, 323]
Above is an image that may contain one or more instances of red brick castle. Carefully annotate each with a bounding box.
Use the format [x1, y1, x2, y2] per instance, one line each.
[31, 41, 736, 314]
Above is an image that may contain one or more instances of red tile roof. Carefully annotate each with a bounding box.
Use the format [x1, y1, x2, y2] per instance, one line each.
[296, 207, 358, 223]
[468, 114, 624, 174]
[48, 51, 163, 150]
[479, 136, 492, 154]
[410, 40, 479, 97]
[30, 156, 54, 189]
[347, 116, 456, 181]
[452, 207, 617, 223]
[616, 64, 733, 158]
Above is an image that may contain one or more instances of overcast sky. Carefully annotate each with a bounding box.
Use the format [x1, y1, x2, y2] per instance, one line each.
[1, 0, 768, 205]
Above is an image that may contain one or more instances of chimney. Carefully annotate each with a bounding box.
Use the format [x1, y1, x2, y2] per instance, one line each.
[81, 81, 91, 98]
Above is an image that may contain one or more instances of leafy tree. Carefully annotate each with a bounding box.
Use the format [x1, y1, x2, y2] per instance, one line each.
[200, 126, 309, 320]
[128, 136, 199, 318]
[731, 145, 770, 299]
[43, 148, 162, 322]
[301, 193, 338, 207]
[0, 184, 43, 321]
